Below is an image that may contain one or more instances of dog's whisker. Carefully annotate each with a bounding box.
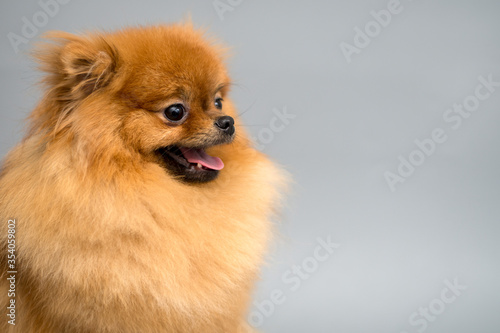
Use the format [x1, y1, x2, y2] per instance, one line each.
[238, 99, 258, 117]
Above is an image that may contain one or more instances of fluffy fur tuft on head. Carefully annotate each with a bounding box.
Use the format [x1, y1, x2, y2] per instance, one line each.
[0, 24, 286, 332]
[30, 31, 119, 136]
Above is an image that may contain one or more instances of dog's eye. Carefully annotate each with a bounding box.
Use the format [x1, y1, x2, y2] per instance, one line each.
[214, 98, 223, 110]
[163, 104, 185, 122]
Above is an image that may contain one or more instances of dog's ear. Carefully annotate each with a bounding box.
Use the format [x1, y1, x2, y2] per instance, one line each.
[60, 35, 118, 98]
[35, 31, 119, 101]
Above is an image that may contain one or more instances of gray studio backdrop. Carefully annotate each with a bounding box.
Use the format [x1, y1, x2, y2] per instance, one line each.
[1, 0, 499, 332]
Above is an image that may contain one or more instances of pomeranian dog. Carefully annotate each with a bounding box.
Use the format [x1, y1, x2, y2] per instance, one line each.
[0, 23, 285, 332]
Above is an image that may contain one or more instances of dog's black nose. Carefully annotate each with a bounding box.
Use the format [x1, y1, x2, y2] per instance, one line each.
[215, 116, 235, 136]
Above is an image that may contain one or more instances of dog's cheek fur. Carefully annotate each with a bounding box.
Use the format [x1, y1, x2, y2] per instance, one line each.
[0, 24, 287, 333]
[119, 108, 177, 153]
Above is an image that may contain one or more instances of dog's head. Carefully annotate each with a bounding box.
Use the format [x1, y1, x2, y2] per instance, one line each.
[33, 24, 240, 183]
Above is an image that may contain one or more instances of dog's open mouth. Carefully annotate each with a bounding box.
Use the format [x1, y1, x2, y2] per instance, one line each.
[157, 146, 224, 183]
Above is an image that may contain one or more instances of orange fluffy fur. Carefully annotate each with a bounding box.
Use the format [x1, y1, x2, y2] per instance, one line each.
[0, 24, 285, 332]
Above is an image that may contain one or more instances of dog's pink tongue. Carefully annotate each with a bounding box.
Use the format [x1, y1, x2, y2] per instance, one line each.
[180, 148, 224, 170]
